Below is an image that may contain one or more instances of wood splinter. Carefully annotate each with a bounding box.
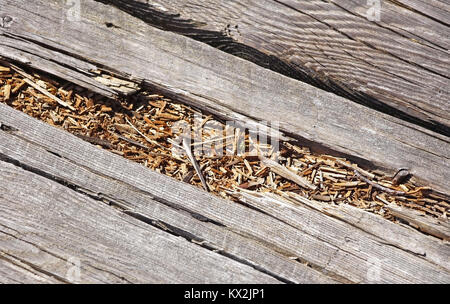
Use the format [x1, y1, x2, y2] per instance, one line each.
[353, 170, 406, 196]
[7, 63, 76, 111]
[125, 117, 165, 149]
[260, 157, 317, 191]
[335, 158, 407, 196]
[182, 135, 209, 192]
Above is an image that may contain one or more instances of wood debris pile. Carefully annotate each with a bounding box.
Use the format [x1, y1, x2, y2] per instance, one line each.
[0, 64, 448, 224]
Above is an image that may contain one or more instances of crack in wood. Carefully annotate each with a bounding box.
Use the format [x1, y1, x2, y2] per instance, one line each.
[93, 0, 450, 136]
[122, 210, 296, 284]
[0, 252, 71, 283]
[387, 0, 450, 27]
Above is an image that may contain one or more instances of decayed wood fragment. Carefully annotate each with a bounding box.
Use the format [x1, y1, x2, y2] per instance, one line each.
[0, 63, 447, 221]
[260, 157, 316, 191]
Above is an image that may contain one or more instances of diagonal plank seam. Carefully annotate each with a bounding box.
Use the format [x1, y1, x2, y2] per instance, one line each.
[0, 151, 304, 283]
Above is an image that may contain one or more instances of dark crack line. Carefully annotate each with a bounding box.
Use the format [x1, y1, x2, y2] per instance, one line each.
[122, 210, 294, 284]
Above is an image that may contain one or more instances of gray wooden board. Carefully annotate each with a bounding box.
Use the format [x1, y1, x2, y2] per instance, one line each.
[98, 0, 450, 134]
[283, 194, 450, 270]
[231, 190, 450, 283]
[0, 161, 281, 284]
[386, 203, 450, 242]
[0, 248, 61, 283]
[0, 0, 449, 195]
[0, 104, 449, 283]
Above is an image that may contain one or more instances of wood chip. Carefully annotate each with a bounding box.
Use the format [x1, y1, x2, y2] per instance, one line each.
[260, 157, 317, 190]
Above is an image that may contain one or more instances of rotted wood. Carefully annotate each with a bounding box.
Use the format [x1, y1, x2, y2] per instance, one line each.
[0, 104, 449, 283]
[95, 0, 450, 136]
[0, 0, 449, 196]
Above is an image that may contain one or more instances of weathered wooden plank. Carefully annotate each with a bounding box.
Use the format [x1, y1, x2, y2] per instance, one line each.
[386, 203, 450, 242]
[0, 161, 280, 284]
[247, 191, 450, 270]
[0, 252, 60, 283]
[284, 193, 450, 270]
[389, 0, 450, 26]
[0, 104, 448, 283]
[232, 190, 450, 282]
[0, 127, 334, 284]
[0, 0, 449, 195]
[98, 0, 450, 135]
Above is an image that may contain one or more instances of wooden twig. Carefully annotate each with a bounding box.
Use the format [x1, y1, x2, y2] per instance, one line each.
[182, 136, 209, 192]
[109, 130, 185, 162]
[23, 78, 76, 111]
[260, 157, 317, 191]
[190, 134, 235, 147]
[354, 170, 406, 196]
[109, 130, 151, 150]
[125, 117, 165, 149]
[8, 63, 76, 111]
[335, 158, 407, 196]
[334, 159, 375, 179]
[167, 138, 184, 150]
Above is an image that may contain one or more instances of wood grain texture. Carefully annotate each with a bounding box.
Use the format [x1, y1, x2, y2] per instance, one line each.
[0, 125, 333, 284]
[0, 104, 448, 283]
[0, 251, 61, 283]
[96, 0, 450, 135]
[232, 190, 450, 282]
[260, 192, 450, 270]
[0, 0, 449, 195]
[0, 161, 281, 284]
[387, 203, 450, 241]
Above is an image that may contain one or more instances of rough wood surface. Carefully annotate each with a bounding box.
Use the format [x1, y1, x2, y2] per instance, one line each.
[0, 253, 60, 283]
[97, 0, 450, 135]
[0, 119, 333, 284]
[386, 203, 450, 242]
[0, 0, 449, 196]
[232, 190, 450, 282]
[287, 194, 450, 270]
[0, 161, 282, 284]
[0, 104, 448, 283]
